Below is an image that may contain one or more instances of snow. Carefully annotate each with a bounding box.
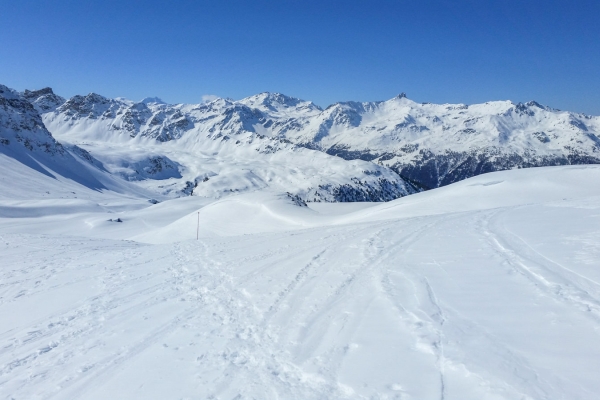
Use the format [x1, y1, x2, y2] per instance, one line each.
[2, 164, 600, 399]
[3, 83, 600, 398]
[35, 86, 600, 193]
[40, 97, 415, 202]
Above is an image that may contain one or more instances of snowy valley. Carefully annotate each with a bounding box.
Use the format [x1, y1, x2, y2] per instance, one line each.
[1, 83, 600, 399]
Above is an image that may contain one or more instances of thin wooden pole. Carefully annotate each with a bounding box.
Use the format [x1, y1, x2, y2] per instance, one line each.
[196, 211, 199, 240]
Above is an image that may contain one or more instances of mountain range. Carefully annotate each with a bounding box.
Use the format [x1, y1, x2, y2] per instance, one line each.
[2, 83, 599, 203]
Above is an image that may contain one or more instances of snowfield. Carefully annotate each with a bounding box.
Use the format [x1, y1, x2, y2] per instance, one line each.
[2, 165, 600, 399]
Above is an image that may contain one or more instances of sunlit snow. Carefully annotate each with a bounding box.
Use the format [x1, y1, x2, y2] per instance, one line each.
[2, 83, 600, 399]
[2, 163, 600, 399]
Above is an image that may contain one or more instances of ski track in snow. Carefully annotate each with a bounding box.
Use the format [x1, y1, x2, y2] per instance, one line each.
[482, 210, 600, 321]
[2, 174, 600, 398]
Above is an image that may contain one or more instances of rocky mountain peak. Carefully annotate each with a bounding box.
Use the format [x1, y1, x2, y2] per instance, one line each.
[141, 97, 166, 105]
[0, 84, 22, 101]
[0, 85, 64, 154]
[57, 93, 115, 118]
[240, 92, 322, 114]
[23, 87, 55, 97]
[22, 87, 65, 113]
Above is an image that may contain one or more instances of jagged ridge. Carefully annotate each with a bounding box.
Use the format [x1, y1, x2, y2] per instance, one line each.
[26, 85, 600, 194]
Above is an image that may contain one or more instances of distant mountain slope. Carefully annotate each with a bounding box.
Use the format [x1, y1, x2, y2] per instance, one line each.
[296, 95, 600, 189]
[22, 87, 65, 113]
[15, 86, 414, 203]
[0, 84, 107, 191]
[0, 85, 177, 204]
[28, 86, 600, 193]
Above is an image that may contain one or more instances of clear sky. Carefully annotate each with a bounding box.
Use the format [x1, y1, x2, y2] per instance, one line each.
[2, 0, 599, 114]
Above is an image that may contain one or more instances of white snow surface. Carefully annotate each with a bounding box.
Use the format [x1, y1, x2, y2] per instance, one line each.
[2, 162, 600, 399]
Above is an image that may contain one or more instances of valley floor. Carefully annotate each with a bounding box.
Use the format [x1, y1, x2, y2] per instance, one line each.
[1, 166, 600, 399]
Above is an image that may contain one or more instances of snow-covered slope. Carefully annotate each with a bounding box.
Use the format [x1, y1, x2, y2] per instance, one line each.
[300, 96, 600, 189]
[37, 88, 600, 191]
[0, 84, 107, 192]
[0, 85, 174, 206]
[34, 89, 415, 202]
[1, 165, 600, 399]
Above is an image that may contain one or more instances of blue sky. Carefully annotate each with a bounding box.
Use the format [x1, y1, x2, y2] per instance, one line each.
[2, 0, 599, 114]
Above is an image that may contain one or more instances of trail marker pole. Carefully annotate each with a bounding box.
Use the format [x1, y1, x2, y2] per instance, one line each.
[196, 212, 199, 240]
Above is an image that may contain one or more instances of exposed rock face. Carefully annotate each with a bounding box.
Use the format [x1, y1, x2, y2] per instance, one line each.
[118, 156, 182, 181]
[0, 85, 107, 189]
[387, 147, 600, 190]
[22, 87, 65, 113]
[0, 85, 65, 155]
[307, 177, 416, 203]
[52, 93, 193, 141]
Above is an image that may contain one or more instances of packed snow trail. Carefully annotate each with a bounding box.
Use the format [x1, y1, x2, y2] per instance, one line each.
[2, 192, 600, 399]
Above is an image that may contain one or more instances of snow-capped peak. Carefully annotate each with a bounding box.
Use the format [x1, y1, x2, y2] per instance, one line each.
[22, 87, 66, 113]
[239, 92, 322, 115]
[141, 97, 166, 105]
[0, 84, 20, 100]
